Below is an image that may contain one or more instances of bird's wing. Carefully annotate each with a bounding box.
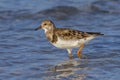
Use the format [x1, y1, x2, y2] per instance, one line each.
[54, 28, 100, 40]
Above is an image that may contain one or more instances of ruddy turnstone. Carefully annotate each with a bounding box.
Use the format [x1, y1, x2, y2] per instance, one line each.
[35, 20, 103, 59]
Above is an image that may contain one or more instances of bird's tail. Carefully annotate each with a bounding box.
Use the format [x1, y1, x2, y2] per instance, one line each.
[87, 32, 104, 36]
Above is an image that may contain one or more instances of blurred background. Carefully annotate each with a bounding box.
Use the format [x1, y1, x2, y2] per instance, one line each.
[0, 0, 120, 80]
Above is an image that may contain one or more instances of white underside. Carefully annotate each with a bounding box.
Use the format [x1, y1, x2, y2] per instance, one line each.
[52, 36, 95, 49]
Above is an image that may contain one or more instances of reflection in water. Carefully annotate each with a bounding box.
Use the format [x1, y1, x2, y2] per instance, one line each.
[45, 59, 89, 80]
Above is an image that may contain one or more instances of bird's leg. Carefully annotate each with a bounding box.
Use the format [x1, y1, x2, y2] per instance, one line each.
[67, 49, 72, 59]
[77, 44, 85, 58]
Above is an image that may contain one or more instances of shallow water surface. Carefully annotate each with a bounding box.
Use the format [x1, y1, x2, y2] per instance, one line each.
[0, 0, 120, 80]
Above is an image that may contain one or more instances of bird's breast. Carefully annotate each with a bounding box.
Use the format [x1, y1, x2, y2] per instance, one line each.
[52, 38, 80, 48]
[51, 36, 95, 49]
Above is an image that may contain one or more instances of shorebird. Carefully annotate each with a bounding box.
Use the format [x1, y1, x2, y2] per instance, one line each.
[35, 20, 103, 59]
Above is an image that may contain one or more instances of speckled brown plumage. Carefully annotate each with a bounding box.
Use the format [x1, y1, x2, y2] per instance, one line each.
[44, 28, 103, 43]
[46, 28, 103, 43]
[54, 28, 103, 41]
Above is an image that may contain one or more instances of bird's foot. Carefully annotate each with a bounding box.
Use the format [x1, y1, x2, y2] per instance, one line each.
[77, 52, 87, 59]
[77, 52, 82, 59]
[69, 53, 73, 60]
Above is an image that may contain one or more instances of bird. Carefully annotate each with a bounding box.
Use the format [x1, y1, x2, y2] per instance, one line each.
[35, 20, 103, 59]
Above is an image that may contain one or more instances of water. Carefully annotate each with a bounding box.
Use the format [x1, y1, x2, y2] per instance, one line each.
[0, 0, 120, 80]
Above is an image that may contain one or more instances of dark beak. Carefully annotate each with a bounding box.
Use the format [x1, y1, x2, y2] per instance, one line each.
[35, 26, 41, 31]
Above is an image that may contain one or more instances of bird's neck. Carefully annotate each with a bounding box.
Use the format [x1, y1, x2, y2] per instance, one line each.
[45, 28, 55, 42]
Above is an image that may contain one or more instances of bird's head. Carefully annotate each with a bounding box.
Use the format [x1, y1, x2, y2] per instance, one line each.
[35, 20, 55, 32]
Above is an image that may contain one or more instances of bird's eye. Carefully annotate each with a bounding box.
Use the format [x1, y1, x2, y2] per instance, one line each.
[44, 24, 47, 25]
